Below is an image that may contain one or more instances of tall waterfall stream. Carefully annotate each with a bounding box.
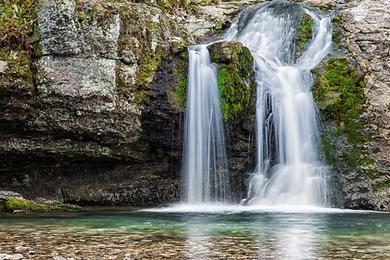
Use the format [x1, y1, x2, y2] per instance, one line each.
[182, 1, 332, 207]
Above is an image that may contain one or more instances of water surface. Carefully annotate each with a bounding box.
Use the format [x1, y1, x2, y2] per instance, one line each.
[1, 208, 389, 259]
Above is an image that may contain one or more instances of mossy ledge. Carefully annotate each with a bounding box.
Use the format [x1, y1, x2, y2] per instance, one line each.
[208, 41, 256, 122]
[0, 198, 82, 213]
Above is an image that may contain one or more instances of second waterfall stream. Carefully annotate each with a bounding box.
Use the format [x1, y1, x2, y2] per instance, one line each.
[182, 1, 332, 207]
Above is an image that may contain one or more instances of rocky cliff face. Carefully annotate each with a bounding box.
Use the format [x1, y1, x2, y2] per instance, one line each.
[0, 0, 192, 206]
[0, 0, 257, 206]
[302, 0, 389, 210]
[326, 0, 390, 210]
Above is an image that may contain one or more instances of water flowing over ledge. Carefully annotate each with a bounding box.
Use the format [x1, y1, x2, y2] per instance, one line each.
[182, 45, 229, 204]
[181, 1, 333, 208]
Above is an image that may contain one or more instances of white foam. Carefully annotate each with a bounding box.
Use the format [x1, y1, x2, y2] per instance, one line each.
[141, 204, 380, 214]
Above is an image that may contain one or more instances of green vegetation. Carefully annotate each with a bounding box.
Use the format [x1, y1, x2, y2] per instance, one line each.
[1, 198, 81, 213]
[171, 50, 188, 110]
[136, 50, 163, 86]
[0, 0, 35, 50]
[172, 75, 187, 110]
[373, 180, 390, 190]
[331, 15, 343, 47]
[133, 50, 163, 106]
[313, 58, 371, 169]
[210, 43, 255, 122]
[0, 0, 36, 85]
[296, 14, 313, 58]
[156, 0, 191, 12]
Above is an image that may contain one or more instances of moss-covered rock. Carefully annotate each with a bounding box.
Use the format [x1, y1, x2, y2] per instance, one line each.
[0, 198, 82, 213]
[114, 2, 192, 111]
[0, 0, 36, 84]
[0, 0, 36, 51]
[171, 50, 188, 110]
[313, 58, 368, 168]
[208, 41, 257, 201]
[295, 13, 313, 58]
[208, 41, 256, 122]
[311, 56, 389, 209]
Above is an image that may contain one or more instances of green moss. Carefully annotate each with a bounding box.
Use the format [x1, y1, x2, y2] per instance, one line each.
[156, 0, 189, 12]
[132, 49, 163, 106]
[171, 50, 188, 110]
[0, 51, 33, 83]
[134, 89, 148, 104]
[155, 0, 219, 13]
[3, 198, 45, 212]
[0, 0, 36, 50]
[210, 43, 255, 122]
[373, 180, 390, 190]
[136, 50, 163, 86]
[320, 135, 338, 166]
[173, 76, 187, 110]
[313, 58, 371, 169]
[313, 59, 365, 126]
[0, 0, 36, 87]
[296, 13, 313, 58]
[1, 198, 80, 213]
[331, 15, 343, 47]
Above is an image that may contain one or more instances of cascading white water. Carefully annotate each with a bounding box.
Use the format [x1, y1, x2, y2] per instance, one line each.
[225, 2, 332, 206]
[182, 45, 229, 204]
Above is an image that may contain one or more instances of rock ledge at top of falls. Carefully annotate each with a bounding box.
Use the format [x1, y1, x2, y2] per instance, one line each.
[170, 0, 337, 41]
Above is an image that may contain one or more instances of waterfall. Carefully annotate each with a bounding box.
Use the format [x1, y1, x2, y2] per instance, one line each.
[182, 1, 332, 207]
[225, 2, 332, 206]
[182, 45, 229, 204]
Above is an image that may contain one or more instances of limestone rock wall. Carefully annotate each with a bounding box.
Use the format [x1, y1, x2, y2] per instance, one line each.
[0, 0, 191, 206]
[336, 0, 390, 210]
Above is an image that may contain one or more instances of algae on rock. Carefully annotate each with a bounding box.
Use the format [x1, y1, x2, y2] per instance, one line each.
[208, 41, 256, 122]
[313, 58, 368, 168]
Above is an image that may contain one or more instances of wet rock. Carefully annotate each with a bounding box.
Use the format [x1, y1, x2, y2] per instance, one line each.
[0, 0, 189, 206]
[208, 41, 257, 201]
[312, 0, 390, 211]
[341, 0, 390, 183]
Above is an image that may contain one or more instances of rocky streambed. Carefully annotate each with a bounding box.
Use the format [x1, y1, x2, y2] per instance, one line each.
[0, 210, 390, 259]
